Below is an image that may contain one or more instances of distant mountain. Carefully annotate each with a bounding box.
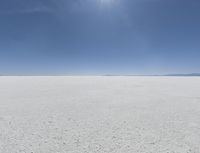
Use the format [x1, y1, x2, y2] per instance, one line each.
[165, 73, 200, 76]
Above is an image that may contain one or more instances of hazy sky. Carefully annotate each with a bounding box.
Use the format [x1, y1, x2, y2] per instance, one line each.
[0, 0, 200, 75]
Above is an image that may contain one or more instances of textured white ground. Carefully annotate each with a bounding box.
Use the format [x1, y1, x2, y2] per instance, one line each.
[0, 76, 200, 153]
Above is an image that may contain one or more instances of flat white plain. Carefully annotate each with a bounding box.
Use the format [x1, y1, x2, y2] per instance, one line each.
[0, 76, 200, 153]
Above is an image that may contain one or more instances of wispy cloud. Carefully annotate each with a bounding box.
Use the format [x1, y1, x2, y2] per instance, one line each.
[0, 7, 53, 15]
[0, 1, 54, 15]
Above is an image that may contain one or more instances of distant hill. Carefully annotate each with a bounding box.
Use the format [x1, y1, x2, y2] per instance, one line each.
[165, 73, 200, 76]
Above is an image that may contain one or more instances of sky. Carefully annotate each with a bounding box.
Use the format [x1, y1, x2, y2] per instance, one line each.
[0, 0, 200, 75]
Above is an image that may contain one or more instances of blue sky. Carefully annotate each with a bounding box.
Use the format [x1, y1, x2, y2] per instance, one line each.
[0, 0, 200, 75]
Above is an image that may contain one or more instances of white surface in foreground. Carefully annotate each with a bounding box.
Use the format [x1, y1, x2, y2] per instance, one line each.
[0, 76, 200, 153]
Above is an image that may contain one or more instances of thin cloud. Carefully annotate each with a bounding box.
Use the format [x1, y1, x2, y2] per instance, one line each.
[0, 6, 53, 15]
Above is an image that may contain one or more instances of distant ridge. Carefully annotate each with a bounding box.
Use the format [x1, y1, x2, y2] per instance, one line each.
[104, 73, 200, 76]
[165, 73, 200, 76]
[0, 73, 200, 76]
